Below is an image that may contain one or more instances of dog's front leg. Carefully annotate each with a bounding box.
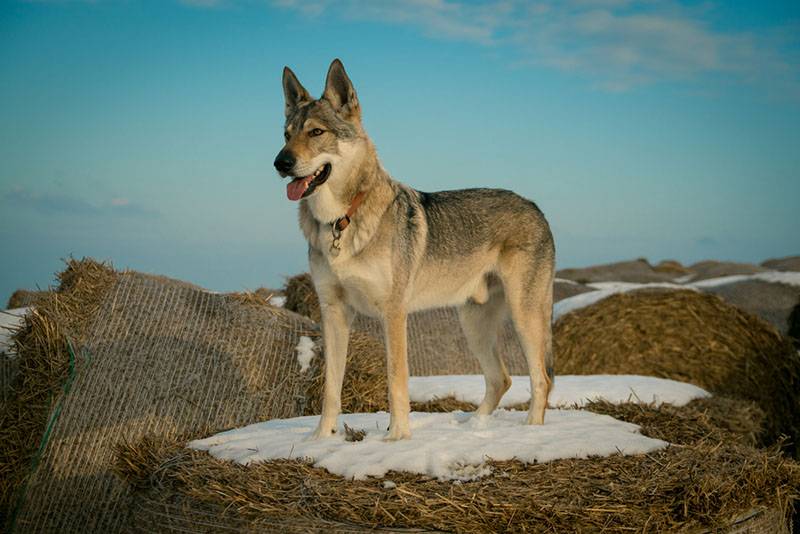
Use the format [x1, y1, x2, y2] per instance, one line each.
[383, 309, 411, 440]
[310, 299, 351, 440]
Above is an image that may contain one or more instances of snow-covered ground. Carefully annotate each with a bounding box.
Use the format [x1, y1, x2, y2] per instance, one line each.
[0, 307, 30, 356]
[189, 409, 667, 481]
[408, 374, 709, 408]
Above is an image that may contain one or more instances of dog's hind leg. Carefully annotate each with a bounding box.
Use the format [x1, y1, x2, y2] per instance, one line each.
[457, 287, 511, 415]
[500, 252, 554, 425]
[310, 296, 353, 440]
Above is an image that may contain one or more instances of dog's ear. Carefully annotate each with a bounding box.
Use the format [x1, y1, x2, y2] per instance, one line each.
[323, 59, 360, 120]
[282, 66, 311, 117]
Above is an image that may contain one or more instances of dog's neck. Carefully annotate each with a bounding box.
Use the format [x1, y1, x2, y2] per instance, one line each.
[299, 140, 396, 255]
[304, 140, 390, 225]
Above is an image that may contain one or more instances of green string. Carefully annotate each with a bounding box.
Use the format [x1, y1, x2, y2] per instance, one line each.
[9, 339, 78, 533]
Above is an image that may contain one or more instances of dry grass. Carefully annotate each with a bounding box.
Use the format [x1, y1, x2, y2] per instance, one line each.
[227, 287, 282, 307]
[585, 397, 764, 447]
[554, 290, 800, 456]
[114, 397, 800, 533]
[0, 258, 118, 528]
[410, 396, 477, 413]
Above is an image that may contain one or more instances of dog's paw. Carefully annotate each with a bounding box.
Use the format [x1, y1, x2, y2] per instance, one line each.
[307, 426, 336, 441]
[383, 425, 411, 441]
[525, 412, 545, 425]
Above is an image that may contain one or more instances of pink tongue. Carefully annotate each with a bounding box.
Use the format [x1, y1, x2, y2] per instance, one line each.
[286, 175, 314, 201]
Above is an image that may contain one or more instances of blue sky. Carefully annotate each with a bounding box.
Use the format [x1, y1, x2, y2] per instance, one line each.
[1, 0, 799, 304]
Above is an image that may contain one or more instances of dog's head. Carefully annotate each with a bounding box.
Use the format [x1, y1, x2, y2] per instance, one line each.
[274, 59, 366, 202]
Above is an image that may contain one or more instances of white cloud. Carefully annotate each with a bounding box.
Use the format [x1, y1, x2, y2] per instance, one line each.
[178, 0, 225, 7]
[266, 0, 799, 93]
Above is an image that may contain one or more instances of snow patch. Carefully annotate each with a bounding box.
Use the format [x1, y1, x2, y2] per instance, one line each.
[1, 307, 31, 356]
[295, 336, 316, 372]
[189, 409, 667, 481]
[690, 271, 800, 288]
[408, 374, 709, 408]
[554, 277, 579, 285]
[269, 295, 286, 307]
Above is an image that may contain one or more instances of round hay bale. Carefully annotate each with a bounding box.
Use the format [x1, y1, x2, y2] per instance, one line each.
[554, 289, 800, 456]
[686, 260, 766, 282]
[5, 289, 49, 309]
[115, 398, 799, 534]
[653, 259, 691, 276]
[556, 258, 677, 284]
[0, 258, 118, 530]
[1, 261, 341, 532]
[762, 255, 800, 272]
[283, 273, 320, 322]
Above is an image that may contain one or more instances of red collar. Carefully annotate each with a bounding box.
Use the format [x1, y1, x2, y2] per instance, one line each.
[334, 191, 366, 232]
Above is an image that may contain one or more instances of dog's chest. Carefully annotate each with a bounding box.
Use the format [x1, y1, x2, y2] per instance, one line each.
[328, 253, 392, 317]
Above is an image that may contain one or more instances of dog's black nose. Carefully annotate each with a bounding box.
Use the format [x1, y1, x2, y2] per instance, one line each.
[274, 151, 296, 173]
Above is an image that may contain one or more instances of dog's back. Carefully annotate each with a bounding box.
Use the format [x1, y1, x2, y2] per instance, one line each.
[417, 188, 554, 263]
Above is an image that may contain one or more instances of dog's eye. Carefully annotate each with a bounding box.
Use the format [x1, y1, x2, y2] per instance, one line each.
[309, 128, 324, 137]
[284, 131, 290, 141]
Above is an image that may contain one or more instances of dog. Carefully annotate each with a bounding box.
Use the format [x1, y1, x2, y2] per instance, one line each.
[274, 59, 555, 440]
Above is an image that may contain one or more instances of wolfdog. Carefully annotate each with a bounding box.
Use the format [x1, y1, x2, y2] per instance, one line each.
[274, 59, 555, 440]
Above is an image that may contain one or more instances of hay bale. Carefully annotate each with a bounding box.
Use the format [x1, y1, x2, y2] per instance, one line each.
[114, 399, 799, 533]
[554, 289, 800, 456]
[653, 259, 691, 276]
[556, 258, 678, 284]
[0, 258, 118, 529]
[762, 255, 800, 272]
[686, 260, 767, 282]
[6, 289, 49, 309]
[283, 273, 321, 322]
[2, 260, 348, 532]
[701, 279, 800, 335]
[0, 356, 18, 405]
